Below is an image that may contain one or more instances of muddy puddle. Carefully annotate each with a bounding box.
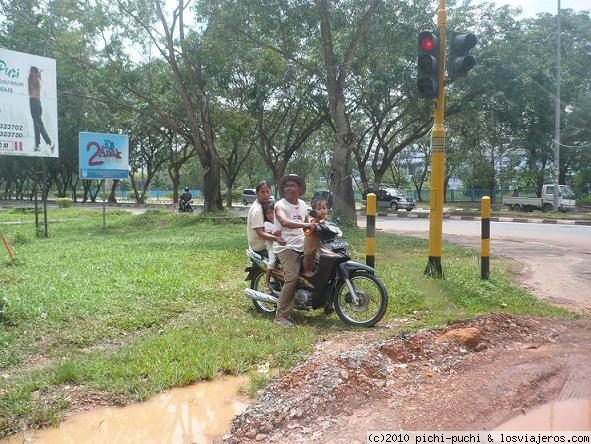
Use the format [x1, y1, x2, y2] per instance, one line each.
[4, 375, 250, 444]
[497, 398, 591, 430]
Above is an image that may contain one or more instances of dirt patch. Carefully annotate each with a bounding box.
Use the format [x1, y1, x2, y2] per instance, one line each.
[223, 313, 591, 443]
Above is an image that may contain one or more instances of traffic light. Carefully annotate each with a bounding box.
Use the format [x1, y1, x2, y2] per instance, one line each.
[417, 31, 439, 99]
[447, 32, 477, 79]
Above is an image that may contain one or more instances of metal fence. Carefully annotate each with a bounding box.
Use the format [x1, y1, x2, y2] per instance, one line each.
[408, 189, 539, 203]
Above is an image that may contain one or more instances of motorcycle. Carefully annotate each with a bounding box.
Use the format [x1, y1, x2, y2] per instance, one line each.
[244, 218, 389, 327]
[179, 199, 194, 213]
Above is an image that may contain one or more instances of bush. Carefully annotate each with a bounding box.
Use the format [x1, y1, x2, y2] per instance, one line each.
[9, 231, 31, 245]
[0, 293, 8, 323]
[577, 194, 591, 206]
[56, 198, 73, 208]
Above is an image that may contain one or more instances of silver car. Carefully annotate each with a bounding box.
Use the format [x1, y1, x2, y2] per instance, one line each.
[241, 189, 257, 205]
[242, 189, 274, 206]
[363, 188, 415, 211]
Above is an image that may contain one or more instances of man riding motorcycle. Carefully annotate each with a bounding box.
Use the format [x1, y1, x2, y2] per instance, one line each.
[273, 174, 316, 327]
[179, 187, 193, 212]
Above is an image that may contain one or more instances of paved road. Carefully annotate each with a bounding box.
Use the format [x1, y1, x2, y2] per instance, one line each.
[359, 217, 591, 314]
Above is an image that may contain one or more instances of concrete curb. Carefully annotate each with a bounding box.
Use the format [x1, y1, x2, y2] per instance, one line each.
[362, 211, 591, 226]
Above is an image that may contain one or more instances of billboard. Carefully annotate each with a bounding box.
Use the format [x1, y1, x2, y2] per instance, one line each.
[0, 48, 58, 158]
[79, 132, 129, 180]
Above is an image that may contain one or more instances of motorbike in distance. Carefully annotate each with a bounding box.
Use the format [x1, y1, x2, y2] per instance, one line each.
[178, 198, 194, 213]
[244, 215, 389, 327]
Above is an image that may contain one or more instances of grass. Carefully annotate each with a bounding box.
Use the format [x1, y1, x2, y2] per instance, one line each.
[0, 207, 574, 437]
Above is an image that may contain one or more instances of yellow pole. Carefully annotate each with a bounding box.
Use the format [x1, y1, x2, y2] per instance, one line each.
[480, 196, 491, 279]
[425, 0, 447, 279]
[365, 193, 377, 268]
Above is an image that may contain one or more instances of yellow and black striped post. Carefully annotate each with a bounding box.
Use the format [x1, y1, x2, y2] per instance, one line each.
[481, 196, 491, 280]
[365, 193, 376, 268]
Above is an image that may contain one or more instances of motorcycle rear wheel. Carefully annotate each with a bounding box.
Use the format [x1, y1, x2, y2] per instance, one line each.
[251, 270, 279, 314]
[334, 271, 388, 327]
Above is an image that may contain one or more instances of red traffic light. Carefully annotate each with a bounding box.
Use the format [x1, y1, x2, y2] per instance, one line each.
[420, 36, 434, 52]
[418, 31, 438, 53]
[417, 31, 439, 99]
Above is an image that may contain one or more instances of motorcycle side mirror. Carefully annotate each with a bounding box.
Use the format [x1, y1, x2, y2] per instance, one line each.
[308, 208, 317, 218]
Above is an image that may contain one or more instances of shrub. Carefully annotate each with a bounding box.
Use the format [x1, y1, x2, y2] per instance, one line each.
[9, 231, 31, 245]
[577, 194, 591, 206]
[0, 293, 8, 323]
[56, 198, 73, 208]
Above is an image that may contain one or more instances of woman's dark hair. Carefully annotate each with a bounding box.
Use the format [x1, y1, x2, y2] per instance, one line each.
[261, 201, 275, 222]
[255, 180, 272, 193]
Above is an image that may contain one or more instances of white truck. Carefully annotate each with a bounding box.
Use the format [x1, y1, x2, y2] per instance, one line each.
[502, 184, 576, 212]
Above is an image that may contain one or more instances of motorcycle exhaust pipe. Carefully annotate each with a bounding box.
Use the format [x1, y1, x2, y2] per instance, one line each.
[244, 289, 278, 305]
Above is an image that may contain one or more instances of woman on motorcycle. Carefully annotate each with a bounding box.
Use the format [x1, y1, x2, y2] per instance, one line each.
[247, 181, 285, 257]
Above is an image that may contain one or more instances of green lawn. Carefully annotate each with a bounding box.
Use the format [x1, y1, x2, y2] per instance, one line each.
[0, 207, 573, 437]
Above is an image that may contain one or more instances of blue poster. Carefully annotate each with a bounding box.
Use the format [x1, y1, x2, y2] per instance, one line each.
[79, 132, 129, 180]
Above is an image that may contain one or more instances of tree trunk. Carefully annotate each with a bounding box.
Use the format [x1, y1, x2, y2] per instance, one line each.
[203, 156, 223, 212]
[269, 160, 288, 200]
[225, 177, 235, 208]
[82, 180, 90, 202]
[168, 166, 181, 203]
[316, 0, 379, 224]
[71, 177, 79, 202]
[331, 127, 357, 222]
[129, 174, 144, 204]
[91, 180, 103, 203]
[108, 179, 119, 204]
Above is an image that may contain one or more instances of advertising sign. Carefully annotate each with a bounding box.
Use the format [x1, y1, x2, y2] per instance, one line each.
[0, 48, 58, 158]
[79, 132, 129, 180]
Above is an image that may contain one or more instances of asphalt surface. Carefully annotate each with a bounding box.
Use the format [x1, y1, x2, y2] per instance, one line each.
[359, 216, 591, 314]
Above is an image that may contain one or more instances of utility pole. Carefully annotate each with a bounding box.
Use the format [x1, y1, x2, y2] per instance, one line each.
[425, 0, 447, 278]
[553, 0, 561, 211]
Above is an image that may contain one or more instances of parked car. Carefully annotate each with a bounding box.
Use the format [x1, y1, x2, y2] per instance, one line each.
[311, 190, 333, 209]
[502, 184, 576, 212]
[362, 188, 415, 211]
[242, 188, 274, 206]
[242, 189, 257, 205]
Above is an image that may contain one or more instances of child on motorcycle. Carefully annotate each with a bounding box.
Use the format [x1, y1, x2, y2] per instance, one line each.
[302, 198, 329, 278]
[262, 202, 282, 294]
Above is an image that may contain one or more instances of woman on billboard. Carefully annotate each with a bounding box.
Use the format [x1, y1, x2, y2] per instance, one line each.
[28, 66, 53, 153]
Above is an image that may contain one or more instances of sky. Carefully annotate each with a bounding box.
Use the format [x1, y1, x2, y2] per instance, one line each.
[489, 0, 590, 17]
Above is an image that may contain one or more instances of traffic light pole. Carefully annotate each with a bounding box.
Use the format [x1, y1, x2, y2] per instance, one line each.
[425, 0, 447, 279]
[553, 0, 561, 212]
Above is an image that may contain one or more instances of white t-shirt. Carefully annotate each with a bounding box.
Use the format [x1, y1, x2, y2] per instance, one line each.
[263, 221, 274, 234]
[273, 198, 308, 254]
[247, 201, 266, 252]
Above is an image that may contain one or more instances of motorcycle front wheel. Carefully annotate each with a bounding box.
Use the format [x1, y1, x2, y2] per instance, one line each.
[334, 271, 388, 327]
[250, 270, 279, 314]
